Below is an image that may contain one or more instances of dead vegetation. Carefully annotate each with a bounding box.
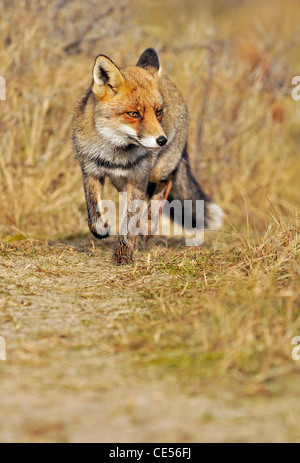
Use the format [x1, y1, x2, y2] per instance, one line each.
[0, 0, 299, 443]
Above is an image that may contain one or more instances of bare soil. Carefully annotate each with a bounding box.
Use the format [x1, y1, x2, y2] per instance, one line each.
[0, 239, 299, 443]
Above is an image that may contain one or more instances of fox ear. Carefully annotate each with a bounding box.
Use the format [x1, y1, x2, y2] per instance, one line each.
[136, 48, 161, 77]
[92, 55, 125, 98]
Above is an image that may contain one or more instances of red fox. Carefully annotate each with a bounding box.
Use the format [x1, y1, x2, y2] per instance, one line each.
[73, 48, 223, 264]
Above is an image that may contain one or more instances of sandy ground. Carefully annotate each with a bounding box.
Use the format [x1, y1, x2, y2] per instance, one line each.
[0, 240, 300, 443]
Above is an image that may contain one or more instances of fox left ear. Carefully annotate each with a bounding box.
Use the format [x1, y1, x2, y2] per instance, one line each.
[136, 48, 161, 77]
[92, 55, 125, 99]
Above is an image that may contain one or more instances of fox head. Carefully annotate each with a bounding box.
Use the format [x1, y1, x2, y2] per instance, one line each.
[91, 48, 168, 150]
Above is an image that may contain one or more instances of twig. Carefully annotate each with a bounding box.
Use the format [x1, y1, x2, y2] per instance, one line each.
[197, 45, 216, 154]
[63, 7, 114, 54]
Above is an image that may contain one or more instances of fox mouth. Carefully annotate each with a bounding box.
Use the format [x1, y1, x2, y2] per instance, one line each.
[127, 136, 141, 146]
[127, 136, 158, 150]
[136, 136, 167, 150]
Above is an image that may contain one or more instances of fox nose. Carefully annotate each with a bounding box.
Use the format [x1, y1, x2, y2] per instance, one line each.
[156, 136, 168, 147]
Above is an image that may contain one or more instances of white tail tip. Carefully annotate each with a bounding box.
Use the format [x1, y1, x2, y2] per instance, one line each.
[206, 203, 224, 230]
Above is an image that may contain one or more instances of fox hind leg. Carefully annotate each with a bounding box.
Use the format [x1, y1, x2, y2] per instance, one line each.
[141, 179, 173, 243]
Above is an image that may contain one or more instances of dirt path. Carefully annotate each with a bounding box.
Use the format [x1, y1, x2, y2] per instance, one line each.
[0, 240, 299, 443]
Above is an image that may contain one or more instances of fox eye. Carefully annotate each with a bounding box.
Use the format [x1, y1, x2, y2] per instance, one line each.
[127, 111, 141, 118]
[156, 109, 163, 118]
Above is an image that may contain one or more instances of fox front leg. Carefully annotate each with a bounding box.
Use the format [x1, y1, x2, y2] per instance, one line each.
[112, 181, 147, 265]
[83, 175, 110, 239]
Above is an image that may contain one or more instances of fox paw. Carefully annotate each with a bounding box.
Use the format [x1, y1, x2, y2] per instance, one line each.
[96, 218, 110, 237]
[112, 247, 133, 266]
[90, 219, 110, 240]
[112, 253, 133, 266]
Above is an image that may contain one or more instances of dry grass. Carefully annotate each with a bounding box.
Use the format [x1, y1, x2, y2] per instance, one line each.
[0, 0, 299, 443]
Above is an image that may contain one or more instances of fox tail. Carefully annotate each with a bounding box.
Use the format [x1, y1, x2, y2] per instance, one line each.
[168, 145, 224, 230]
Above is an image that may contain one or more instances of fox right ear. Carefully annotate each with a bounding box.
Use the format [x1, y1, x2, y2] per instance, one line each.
[92, 55, 125, 99]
